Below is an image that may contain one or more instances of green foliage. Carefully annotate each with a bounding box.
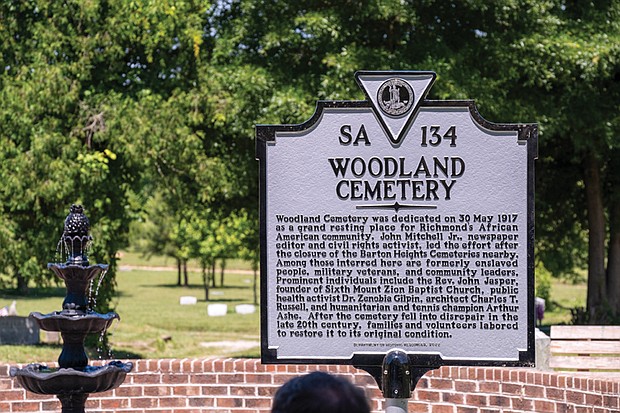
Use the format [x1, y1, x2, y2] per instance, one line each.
[535, 262, 552, 303]
[570, 301, 620, 325]
[0, 0, 218, 309]
[210, 0, 620, 320]
[2, 0, 620, 322]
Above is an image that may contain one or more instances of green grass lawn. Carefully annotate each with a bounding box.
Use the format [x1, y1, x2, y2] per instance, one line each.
[541, 278, 587, 326]
[0, 266, 260, 364]
[110, 268, 260, 360]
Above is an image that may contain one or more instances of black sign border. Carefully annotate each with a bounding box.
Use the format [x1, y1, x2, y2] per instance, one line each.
[256, 97, 538, 369]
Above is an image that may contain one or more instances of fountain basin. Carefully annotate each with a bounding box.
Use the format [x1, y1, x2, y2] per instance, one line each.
[10, 361, 133, 395]
[47, 264, 109, 313]
[31, 311, 119, 334]
[47, 264, 108, 283]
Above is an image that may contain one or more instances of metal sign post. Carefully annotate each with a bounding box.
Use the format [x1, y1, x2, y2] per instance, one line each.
[256, 71, 537, 408]
[382, 350, 419, 413]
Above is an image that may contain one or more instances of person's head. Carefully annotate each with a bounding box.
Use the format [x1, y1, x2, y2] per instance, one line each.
[271, 371, 371, 413]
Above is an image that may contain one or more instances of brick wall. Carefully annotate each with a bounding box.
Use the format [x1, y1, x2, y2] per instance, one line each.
[1, 358, 619, 412]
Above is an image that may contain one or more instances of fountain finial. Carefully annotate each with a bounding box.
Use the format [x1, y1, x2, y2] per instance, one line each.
[63, 204, 92, 266]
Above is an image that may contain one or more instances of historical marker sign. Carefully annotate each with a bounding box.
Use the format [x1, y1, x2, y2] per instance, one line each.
[256, 71, 537, 369]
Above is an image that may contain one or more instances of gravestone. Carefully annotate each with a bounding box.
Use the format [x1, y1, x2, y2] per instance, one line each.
[0, 316, 40, 345]
[256, 71, 537, 393]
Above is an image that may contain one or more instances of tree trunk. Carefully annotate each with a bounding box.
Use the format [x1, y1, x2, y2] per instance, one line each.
[183, 259, 188, 286]
[607, 198, 620, 317]
[210, 260, 216, 288]
[220, 259, 226, 287]
[16, 272, 28, 295]
[583, 152, 607, 322]
[176, 258, 182, 286]
[201, 262, 209, 301]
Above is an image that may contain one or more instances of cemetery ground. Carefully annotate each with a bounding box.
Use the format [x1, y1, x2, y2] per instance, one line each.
[0, 251, 583, 364]
[0, 251, 260, 364]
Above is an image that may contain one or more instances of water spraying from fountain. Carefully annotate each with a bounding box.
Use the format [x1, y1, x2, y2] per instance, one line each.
[10, 205, 133, 413]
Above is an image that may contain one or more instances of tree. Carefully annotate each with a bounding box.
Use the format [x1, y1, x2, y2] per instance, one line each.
[130, 193, 189, 286]
[0, 0, 211, 312]
[3, 0, 619, 324]
[188, 208, 257, 300]
[475, 3, 620, 322]
[235, 209, 260, 305]
[211, 0, 620, 322]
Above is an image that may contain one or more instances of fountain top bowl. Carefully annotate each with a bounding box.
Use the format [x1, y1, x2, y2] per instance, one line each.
[47, 263, 108, 283]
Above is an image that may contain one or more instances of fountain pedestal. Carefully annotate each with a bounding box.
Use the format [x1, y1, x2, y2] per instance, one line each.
[58, 394, 89, 413]
[9, 205, 133, 413]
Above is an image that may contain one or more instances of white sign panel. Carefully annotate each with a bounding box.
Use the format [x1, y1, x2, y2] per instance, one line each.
[257, 71, 537, 368]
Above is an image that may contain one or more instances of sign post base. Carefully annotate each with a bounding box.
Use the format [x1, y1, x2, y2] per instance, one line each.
[385, 398, 408, 413]
[358, 349, 437, 412]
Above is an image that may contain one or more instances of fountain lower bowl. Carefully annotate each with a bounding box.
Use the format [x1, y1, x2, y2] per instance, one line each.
[10, 361, 133, 395]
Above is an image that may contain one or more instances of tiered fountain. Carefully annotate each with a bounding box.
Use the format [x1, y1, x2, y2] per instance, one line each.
[10, 205, 133, 413]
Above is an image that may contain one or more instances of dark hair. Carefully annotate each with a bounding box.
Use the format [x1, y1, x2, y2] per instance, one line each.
[271, 371, 371, 413]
